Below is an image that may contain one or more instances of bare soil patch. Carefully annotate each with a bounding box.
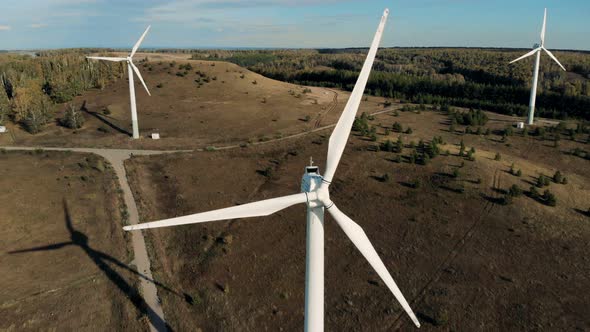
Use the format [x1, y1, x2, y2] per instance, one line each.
[0, 151, 150, 331]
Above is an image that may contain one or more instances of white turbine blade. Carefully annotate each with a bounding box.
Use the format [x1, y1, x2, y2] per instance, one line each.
[509, 48, 540, 64]
[540, 8, 547, 46]
[130, 25, 151, 58]
[542, 47, 566, 71]
[323, 8, 389, 183]
[124, 192, 307, 231]
[86, 56, 127, 62]
[327, 204, 421, 328]
[130, 61, 151, 96]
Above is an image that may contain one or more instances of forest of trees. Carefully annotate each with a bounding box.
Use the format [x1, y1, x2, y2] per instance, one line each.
[1, 47, 589, 135]
[0, 50, 124, 133]
[192, 48, 590, 120]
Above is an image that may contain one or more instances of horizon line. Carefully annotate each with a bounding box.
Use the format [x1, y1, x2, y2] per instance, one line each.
[2, 46, 589, 53]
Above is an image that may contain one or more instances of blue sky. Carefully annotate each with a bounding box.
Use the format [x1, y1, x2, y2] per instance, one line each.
[0, 0, 588, 50]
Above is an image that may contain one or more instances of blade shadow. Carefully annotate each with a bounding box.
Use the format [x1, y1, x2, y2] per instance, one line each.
[9, 199, 176, 332]
[80, 100, 133, 136]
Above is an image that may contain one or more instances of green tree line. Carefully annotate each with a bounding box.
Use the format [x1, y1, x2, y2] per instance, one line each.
[0, 50, 124, 132]
[192, 47, 590, 120]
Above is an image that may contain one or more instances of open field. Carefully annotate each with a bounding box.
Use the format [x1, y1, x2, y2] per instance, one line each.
[0, 151, 151, 331]
[1, 54, 589, 331]
[125, 109, 590, 331]
[0, 55, 385, 150]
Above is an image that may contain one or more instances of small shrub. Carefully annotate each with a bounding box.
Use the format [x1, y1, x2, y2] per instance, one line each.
[381, 140, 395, 152]
[156, 83, 164, 88]
[553, 171, 563, 184]
[260, 167, 273, 178]
[459, 140, 465, 156]
[61, 104, 85, 129]
[543, 190, 557, 206]
[529, 186, 540, 199]
[494, 153, 501, 161]
[405, 127, 413, 134]
[452, 168, 460, 178]
[508, 184, 523, 198]
[537, 174, 551, 188]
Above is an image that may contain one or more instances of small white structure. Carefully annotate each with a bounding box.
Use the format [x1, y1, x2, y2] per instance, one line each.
[0, 126, 6, 133]
[151, 133, 160, 140]
[517, 122, 525, 129]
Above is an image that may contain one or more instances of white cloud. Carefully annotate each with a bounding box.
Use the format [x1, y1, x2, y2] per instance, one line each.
[0, 25, 11, 31]
[30, 23, 48, 28]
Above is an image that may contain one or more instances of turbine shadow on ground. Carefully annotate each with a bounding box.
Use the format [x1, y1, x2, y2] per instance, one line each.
[81, 101, 133, 136]
[8, 199, 175, 332]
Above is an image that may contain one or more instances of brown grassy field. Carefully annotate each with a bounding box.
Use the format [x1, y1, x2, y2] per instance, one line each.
[125, 109, 590, 331]
[0, 151, 151, 331]
[0, 55, 385, 150]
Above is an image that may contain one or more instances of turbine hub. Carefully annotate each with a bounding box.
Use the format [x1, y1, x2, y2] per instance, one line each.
[301, 164, 332, 208]
[316, 185, 332, 208]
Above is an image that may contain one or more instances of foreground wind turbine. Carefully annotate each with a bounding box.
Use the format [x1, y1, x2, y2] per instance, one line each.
[124, 9, 420, 330]
[87, 26, 152, 139]
[510, 8, 566, 125]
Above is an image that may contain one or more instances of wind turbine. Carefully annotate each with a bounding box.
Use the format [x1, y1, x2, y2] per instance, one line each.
[87, 26, 152, 139]
[510, 8, 566, 125]
[124, 9, 421, 330]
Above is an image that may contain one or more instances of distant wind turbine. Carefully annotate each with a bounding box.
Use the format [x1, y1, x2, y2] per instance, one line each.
[124, 9, 421, 331]
[87, 26, 152, 139]
[510, 8, 566, 125]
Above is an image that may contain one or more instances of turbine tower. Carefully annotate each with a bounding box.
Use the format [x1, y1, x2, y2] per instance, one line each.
[87, 26, 152, 139]
[510, 8, 566, 125]
[124, 9, 421, 330]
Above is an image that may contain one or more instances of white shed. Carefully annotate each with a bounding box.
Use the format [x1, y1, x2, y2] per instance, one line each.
[0, 126, 7, 133]
[516, 122, 525, 129]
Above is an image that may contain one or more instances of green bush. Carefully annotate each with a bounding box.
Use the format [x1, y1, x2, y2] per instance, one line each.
[543, 190, 557, 206]
[537, 174, 551, 188]
[553, 171, 563, 184]
[450, 108, 488, 126]
[381, 139, 395, 152]
[508, 184, 523, 198]
[61, 104, 85, 129]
